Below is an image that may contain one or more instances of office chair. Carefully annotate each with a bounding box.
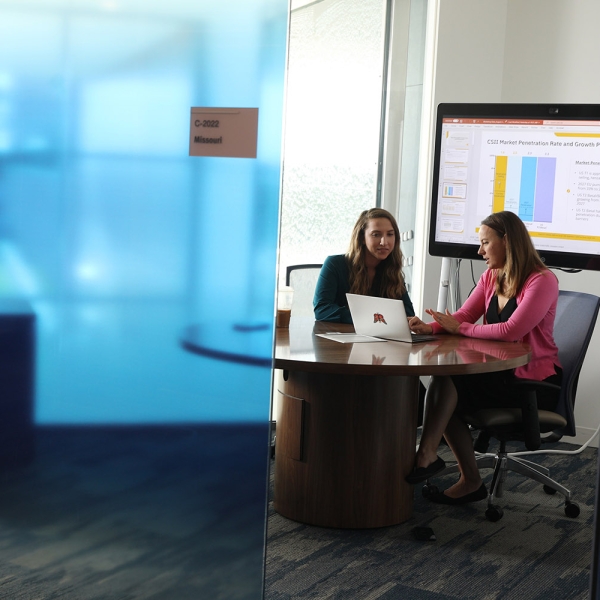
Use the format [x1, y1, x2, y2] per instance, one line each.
[285, 264, 323, 317]
[591, 442, 600, 600]
[423, 290, 600, 522]
[271, 264, 323, 458]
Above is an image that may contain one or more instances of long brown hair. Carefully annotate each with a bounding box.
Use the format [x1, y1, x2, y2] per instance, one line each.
[346, 208, 406, 297]
[481, 211, 548, 297]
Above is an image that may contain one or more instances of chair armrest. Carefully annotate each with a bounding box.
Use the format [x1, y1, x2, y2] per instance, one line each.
[511, 379, 561, 451]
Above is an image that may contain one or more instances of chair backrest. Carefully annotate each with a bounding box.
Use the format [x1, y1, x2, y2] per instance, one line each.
[285, 264, 323, 318]
[553, 290, 600, 436]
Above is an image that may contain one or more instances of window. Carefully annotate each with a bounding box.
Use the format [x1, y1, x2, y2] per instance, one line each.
[279, 0, 388, 277]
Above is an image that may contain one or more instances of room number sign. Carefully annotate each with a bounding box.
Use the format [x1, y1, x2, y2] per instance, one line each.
[189, 107, 258, 158]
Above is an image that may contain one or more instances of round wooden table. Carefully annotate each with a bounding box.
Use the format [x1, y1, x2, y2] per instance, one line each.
[273, 319, 531, 528]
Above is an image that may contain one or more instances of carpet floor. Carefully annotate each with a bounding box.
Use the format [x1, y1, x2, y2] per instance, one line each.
[265, 440, 597, 599]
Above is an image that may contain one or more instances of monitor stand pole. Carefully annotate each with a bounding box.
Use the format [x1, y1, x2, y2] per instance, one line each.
[436, 257, 453, 312]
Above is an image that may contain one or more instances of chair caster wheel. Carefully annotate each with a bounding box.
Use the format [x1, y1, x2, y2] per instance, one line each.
[543, 484, 557, 495]
[565, 501, 580, 518]
[422, 484, 439, 499]
[485, 505, 504, 522]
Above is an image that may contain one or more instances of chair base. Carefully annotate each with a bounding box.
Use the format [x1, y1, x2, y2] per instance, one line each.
[432, 450, 578, 520]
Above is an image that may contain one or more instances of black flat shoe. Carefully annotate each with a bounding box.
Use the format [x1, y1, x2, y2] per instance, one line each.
[428, 482, 488, 505]
[405, 456, 446, 484]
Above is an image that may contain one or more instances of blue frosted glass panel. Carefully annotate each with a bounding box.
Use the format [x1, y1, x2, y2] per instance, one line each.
[0, 1, 287, 424]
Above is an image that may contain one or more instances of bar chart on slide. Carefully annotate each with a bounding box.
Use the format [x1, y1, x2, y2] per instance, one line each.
[492, 155, 556, 222]
[479, 139, 600, 236]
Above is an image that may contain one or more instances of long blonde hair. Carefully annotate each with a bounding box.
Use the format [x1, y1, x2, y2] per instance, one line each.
[481, 211, 548, 297]
[346, 208, 406, 297]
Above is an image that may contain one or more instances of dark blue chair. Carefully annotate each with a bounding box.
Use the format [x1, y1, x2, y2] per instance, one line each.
[425, 290, 600, 522]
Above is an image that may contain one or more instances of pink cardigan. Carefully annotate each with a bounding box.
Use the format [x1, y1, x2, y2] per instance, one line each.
[430, 268, 561, 380]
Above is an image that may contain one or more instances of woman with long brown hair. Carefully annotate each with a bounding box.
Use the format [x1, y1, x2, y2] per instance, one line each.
[406, 211, 562, 505]
[313, 208, 415, 322]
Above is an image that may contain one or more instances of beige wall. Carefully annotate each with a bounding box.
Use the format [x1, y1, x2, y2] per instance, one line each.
[416, 0, 600, 444]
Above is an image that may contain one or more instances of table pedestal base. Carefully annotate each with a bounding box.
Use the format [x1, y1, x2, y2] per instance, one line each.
[274, 370, 418, 528]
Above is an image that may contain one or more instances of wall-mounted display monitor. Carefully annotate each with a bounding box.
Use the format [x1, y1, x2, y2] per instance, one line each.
[429, 103, 600, 271]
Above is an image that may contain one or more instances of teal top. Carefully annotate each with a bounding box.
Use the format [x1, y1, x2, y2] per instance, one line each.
[313, 254, 415, 324]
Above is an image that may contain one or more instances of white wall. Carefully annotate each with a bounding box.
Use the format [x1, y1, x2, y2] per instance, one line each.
[417, 0, 600, 445]
[416, 0, 508, 313]
[502, 0, 600, 443]
[502, 0, 600, 104]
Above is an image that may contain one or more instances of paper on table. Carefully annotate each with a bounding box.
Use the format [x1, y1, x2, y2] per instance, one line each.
[316, 333, 387, 344]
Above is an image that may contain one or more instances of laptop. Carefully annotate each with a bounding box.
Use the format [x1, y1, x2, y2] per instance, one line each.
[345, 293, 437, 343]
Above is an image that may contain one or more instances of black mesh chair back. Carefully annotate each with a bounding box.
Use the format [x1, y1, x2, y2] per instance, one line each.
[552, 290, 600, 437]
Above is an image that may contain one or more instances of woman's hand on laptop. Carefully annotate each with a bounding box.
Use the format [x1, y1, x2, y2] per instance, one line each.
[408, 316, 434, 335]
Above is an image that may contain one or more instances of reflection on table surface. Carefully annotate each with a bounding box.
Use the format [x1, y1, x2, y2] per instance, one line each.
[274, 318, 531, 376]
[180, 317, 531, 375]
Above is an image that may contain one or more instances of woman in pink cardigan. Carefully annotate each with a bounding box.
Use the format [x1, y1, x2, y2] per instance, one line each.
[405, 211, 562, 505]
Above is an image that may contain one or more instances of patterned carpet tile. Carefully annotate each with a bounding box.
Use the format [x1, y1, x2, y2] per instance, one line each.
[266, 442, 596, 599]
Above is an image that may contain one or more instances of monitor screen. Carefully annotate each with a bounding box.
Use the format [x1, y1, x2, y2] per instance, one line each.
[428, 103, 600, 270]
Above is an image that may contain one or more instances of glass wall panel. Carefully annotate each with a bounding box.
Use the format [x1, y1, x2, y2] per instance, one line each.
[0, 0, 287, 424]
[0, 2, 287, 597]
[279, 0, 387, 277]
[396, 0, 428, 295]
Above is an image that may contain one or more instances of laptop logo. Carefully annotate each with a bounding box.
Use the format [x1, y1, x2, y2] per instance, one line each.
[373, 312, 387, 325]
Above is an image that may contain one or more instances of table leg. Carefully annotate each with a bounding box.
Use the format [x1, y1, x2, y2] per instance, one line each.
[274, 370, 418, 528]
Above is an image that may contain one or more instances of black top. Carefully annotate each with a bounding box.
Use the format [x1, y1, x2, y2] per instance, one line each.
[486, 295, 518, 324]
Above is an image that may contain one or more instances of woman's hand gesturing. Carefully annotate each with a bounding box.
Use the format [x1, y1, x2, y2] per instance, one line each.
[424, 308, 461, 334]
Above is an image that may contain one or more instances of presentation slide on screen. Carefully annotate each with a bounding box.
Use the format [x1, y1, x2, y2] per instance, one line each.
[434, 118, 600, 256]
